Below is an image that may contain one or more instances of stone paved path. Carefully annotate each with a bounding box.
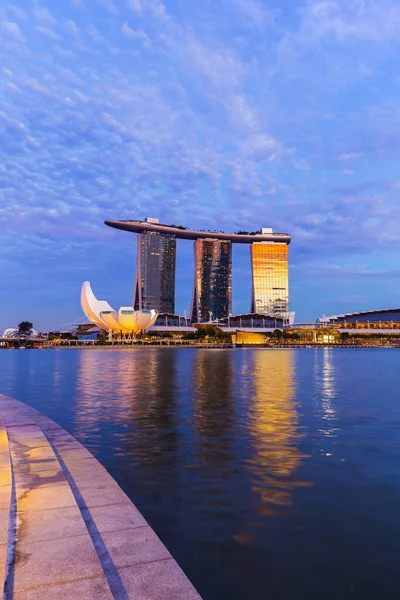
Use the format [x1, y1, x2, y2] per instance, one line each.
[0, 394, 202, 600]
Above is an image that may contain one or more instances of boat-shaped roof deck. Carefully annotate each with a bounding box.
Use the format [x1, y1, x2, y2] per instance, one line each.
[105, 220, 291, 244]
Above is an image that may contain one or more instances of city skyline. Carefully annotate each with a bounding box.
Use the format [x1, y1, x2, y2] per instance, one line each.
[2, 0, 400, 330]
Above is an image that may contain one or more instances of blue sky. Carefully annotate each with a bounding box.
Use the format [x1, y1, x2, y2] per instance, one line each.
[2, 0, 400, 331]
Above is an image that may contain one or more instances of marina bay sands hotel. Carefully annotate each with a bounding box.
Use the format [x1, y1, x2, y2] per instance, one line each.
[105, 217, 292, 324]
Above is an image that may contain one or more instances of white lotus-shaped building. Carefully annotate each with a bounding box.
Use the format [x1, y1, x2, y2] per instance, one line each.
[2, 328, 39, 339]
[81, 281, 158, 335]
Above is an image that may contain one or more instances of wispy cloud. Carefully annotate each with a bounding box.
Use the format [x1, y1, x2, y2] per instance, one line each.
[1, 0, 400, 327]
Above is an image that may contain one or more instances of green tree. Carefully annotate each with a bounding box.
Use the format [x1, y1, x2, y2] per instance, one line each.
[272, 329, 283, 339]
[18, 321, 33, 335]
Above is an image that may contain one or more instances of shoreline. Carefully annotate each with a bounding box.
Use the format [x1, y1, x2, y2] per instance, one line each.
[2, 343, 400, 350]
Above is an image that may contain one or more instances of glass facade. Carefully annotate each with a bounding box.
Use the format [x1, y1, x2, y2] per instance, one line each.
[250, 242, 289, 316]
[133, 232, 176, 314]
[191, 239, 232, 322]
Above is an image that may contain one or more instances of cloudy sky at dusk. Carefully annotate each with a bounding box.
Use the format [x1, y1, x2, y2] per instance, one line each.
[2, 0, 400, 330]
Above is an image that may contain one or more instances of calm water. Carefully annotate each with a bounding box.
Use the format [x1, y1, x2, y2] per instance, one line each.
[1, 348, 400, 599]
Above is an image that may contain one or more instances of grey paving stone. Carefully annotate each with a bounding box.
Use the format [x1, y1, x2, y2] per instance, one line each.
[0, 452, 9, 468]
[17, 459, 61, 474]
[50, 440, 85, 452]
[13, 575, 113, 600]
[8, 436, 50, 449]
[14, 534, 105, 592]
[118, 558, 202, 600]
[0, 508, 9, 542]
[60, 457, 107, 477]
[77, 483, 130, 509]
[3, 416, 36, 426]
[12, 445, 57, 464]
[35, 420, 63, 432]
[55, 447, 93, 461]
[15, 468, 67, 491]
[0, 466, 11, 486]
[6, 425, 41, 435]
[0, 484, 11, 510]
[16, 481, 77, 511]
[70, 470, 125, 492]
[17, 506, 88, 544]
[82, 502, 147, 533]
[100, 526, 171, 568]
[0, 542, 7, 587]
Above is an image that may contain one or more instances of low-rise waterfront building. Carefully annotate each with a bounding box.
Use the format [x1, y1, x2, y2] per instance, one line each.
[318, 308, 400, 328]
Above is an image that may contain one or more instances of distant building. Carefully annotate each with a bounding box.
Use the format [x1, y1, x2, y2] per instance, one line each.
[319, 308, 400, 324]
[216, 312, 295, 329]
[133, 218, 176, 314]
[191, 239, 232, 322]
[2, 328, 38, 339]
[250, 231, 289, 315]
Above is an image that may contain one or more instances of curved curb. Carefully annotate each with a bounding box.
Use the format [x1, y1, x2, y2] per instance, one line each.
[0, 393, 202, 600]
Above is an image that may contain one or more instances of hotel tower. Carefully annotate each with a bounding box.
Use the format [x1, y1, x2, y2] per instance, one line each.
[191, 239, 232, 322]
[106, 218, 291, 322]
[250, 229, 289, 316]
[133, 218, 176, 314]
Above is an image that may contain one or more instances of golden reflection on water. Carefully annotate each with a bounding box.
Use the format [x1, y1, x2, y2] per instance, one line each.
[73, 349, 310, 527]
[247, 350, 309, 517]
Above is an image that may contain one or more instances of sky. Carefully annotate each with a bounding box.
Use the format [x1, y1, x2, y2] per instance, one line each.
[2, 0, 400, 331]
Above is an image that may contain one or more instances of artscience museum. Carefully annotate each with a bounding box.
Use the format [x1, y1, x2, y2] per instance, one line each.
[81, 281, 158, 336]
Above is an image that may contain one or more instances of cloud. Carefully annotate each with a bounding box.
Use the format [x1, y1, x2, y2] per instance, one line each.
[231, 0, 273, 29]
[121, 22, 150, 44]
[338, 152, 362, 161]
[0, 20, 25, 42]
[32, 6, 57, 25]
[97, 0, 119, 15]
[126, 0, 143, 12]
[2, 0, 400, 327]
[300, 0, 400, 43]
[6, 6, 27, 20]
[35, 25, 61, 40]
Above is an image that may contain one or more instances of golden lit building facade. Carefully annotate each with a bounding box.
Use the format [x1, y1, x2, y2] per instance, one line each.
[191, 239, 232, 322]
[250, 240, 289, 316]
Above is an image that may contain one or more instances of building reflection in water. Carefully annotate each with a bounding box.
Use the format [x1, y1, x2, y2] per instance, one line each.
[190, 349, 236, 468]
[74, 350, 184, 474]
[247, 350, 309, 518]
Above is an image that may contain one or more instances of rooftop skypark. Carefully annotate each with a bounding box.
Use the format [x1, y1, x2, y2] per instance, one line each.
[105, 219, 291, 245]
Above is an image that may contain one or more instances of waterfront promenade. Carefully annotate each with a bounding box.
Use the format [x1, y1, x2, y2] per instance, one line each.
[0, 393, 201, 599]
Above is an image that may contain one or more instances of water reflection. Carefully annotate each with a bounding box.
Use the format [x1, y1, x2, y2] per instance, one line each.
[191, 350, 236, 468]
[2, 348, 400, 600]
[315, 349, 339, 446]
[75, 350, 183, 469]
[247, 350, 307, 516]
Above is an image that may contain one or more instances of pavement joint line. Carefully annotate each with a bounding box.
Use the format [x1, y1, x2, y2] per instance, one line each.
[44, 432, 130, 600]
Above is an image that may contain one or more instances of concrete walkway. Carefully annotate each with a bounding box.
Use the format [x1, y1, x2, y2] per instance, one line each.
[0, 393, 202, 600]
